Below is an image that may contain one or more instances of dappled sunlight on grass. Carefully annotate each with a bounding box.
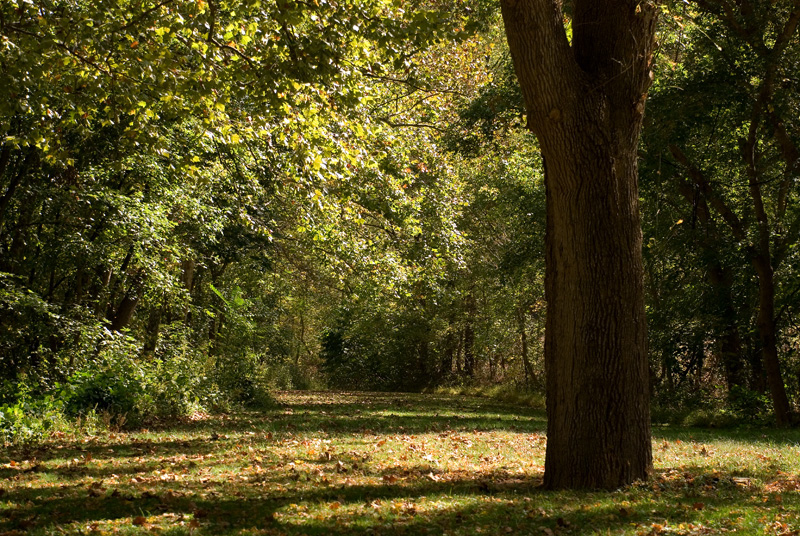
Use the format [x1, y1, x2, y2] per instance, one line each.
[1, 391, 799, 535]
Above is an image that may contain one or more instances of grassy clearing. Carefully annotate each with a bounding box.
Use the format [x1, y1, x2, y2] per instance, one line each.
[1, 391, 799, 536]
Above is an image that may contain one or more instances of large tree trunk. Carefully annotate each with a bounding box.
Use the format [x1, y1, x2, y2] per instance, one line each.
[501, 0, 656, 489]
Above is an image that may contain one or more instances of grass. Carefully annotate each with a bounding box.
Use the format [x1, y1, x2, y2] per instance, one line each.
[432, 384, 546, 409]
[1, 391, 799, 536]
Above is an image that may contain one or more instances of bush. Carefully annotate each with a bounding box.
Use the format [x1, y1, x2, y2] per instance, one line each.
[0, 314, 289, 443]
[60, 332, 146, 421]
[680, 408, 740, 428]
[61, 328, 216, 424]
[0, 396, 66, 445]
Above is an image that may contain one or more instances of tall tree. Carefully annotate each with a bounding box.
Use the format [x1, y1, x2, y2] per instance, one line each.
[643, 0, 800, 424]
[500, 0, 657, 488]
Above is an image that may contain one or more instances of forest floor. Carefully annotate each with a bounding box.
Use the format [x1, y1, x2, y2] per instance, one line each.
[1, 391, 800, 536]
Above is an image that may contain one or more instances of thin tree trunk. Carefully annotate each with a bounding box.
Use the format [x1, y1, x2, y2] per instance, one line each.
[744, 89, 793, 424]
[0, 149, 34, 235]
[418, 338, 429, 386]
[440, 321, 456, 378]
[518, 305, 535, 387]
[463, 292, 476, 377]
[142, 300, 166, 357]
[463, 324, 475, 378]
[110, 285, 140, 332]
[455, 330, 463, 375]
[181, 259, 196, 323]
[753, 255, 792, 424]
[707, 265, 745, 393]
[672, 155, 746, 393]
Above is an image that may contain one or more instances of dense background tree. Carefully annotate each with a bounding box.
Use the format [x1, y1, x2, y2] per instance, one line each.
[1, 0, 799, 477]
[642, 0, 800, 425]
[0, 0, 488, 422]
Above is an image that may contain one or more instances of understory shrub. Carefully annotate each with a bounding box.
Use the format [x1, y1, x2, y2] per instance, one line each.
[211, 351, 280, 408]
[0, 396, 66, 444]
[651, 383, 774, 427]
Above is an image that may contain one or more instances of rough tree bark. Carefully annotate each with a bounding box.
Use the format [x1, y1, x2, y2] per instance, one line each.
[500, 0, 657, 489]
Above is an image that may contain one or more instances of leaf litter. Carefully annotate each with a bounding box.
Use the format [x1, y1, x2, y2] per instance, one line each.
[1, 391, 799, 535]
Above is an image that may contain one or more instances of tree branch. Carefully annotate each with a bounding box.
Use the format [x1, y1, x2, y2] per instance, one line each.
[209, 37, 259, 69]
[669, 144, 747, 241]
[378, 119, 445, 133]
[499, 0, 579, 130]
[119, 0, 176, 32]
[767, 112, 800, 221]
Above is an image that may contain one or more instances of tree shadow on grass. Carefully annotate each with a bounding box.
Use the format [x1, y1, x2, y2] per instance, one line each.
[4, 390, 800, 482]
[2, 463, 797, 535]
[652, 425, 800, 446]
[3, 391, 800, 535]
[0, 392, 547, 467]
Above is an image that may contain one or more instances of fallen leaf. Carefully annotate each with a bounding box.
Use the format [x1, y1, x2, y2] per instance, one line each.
[132, 516, 147, 526]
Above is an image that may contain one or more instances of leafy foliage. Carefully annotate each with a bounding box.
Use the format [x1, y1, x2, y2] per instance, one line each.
[1, 0, 799, 439]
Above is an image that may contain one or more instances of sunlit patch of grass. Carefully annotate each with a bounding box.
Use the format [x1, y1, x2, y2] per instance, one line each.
[433, 384, 546, 409]
[1, 392, 799, 535]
